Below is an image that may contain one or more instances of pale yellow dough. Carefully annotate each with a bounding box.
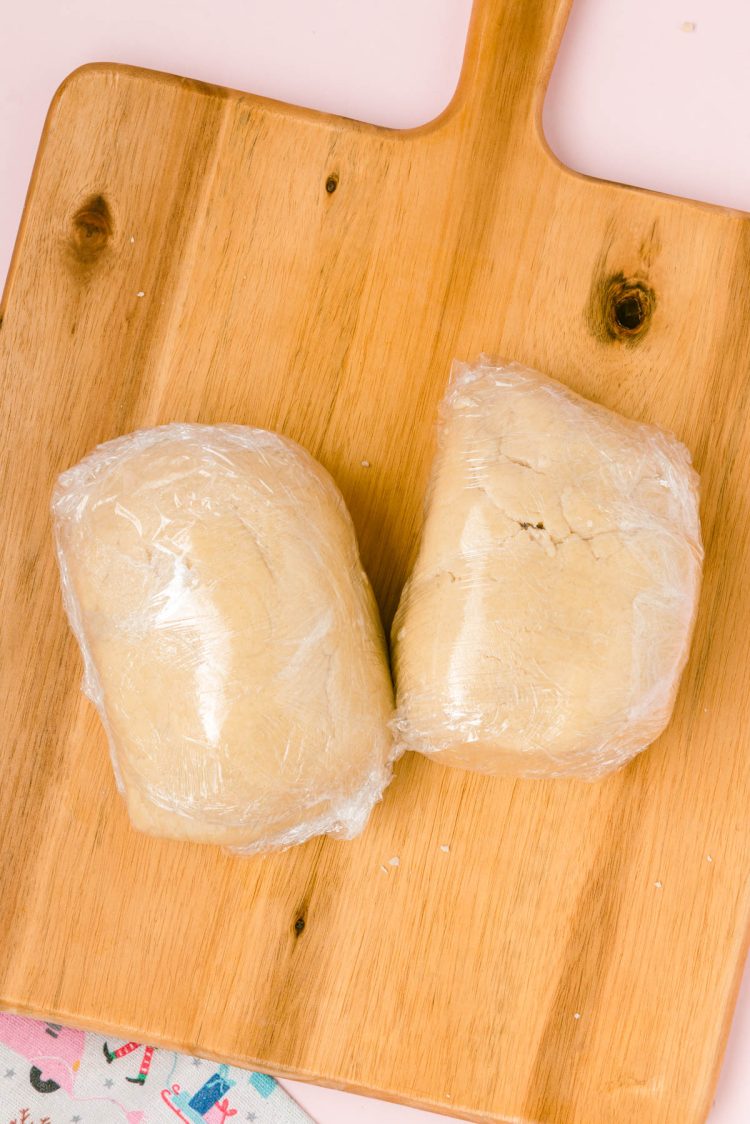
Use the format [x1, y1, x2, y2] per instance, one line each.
[53, 424, 394, 851]
[392, 359, 703, 779]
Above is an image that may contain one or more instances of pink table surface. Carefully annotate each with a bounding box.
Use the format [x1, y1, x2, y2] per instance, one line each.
[1, 1, 748, 1120]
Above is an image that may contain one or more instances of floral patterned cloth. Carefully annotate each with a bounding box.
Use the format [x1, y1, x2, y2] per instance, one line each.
[0, 1014, 315, 1124]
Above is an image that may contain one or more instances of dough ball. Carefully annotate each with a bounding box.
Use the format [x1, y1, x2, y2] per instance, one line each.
[392, 359, 703, 779]
[53, 424, 394, 851]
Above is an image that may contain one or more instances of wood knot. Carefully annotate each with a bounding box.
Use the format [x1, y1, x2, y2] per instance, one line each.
[69, 194, 113, 265]
[325, 173, 339, 195]
[293, 916, 306, 936]
[588, 273, 655, 344]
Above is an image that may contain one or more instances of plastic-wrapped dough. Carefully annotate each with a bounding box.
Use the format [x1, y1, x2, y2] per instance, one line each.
[52, 424, 394, 852]
[392, 358, 703, 779]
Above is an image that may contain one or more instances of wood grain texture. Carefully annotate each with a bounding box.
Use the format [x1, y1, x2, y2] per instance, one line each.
[1, 2, 749, 1121]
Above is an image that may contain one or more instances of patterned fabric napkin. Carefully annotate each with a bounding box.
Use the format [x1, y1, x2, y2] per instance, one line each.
[0, 1015, 315, 1124]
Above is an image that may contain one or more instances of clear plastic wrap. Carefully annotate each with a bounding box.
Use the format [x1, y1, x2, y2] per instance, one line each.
[392, 358, 703, 779]
[52, 423, 394, 853]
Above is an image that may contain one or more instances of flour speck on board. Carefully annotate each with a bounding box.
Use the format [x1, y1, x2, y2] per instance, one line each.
[388, 856, 400, 867]
[654, 880, 663, 889]
[130, 235, 135, 244]
[380, 864, 388, 874]
[136, 291, 145, 298]
[440, 844, 450, 853]
[706, 854, 713, 863]
[574, 1012, 581, 1020]
[361, 459, 370, 468]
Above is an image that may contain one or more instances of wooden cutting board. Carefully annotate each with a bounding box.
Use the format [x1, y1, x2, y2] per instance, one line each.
[2, 2, 749, 1121]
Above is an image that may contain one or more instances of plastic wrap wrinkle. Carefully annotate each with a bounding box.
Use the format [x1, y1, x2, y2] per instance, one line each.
[52, 423, 394, 853]
[391, 358, 703, 779]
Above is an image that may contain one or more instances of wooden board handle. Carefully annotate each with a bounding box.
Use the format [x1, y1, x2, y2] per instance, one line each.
[443, 0, 572, 150]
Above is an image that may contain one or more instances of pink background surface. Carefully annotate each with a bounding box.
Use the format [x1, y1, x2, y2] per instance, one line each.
[1, 1, 748, 1120]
